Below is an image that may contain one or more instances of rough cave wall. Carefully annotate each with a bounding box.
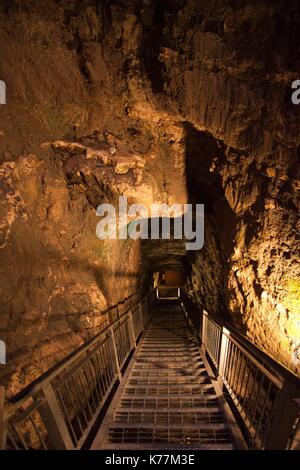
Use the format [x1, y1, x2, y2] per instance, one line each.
[0, 152, 142, 395]
[0, 0, 299, 395]
[145, 0, 300, 373]
[0, 0, 188, 394]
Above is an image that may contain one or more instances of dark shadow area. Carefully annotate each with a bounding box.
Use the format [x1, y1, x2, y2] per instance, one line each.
[183, 122, 238, 320]
[184, 122, 237, 260]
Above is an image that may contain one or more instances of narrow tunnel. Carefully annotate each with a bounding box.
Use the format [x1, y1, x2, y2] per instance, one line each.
[0, 0, 299, 455]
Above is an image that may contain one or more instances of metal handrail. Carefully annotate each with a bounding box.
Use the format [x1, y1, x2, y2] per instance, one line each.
[4, 292, 138, 413]
[0, 290, 153, 450]
[180, 289, 300, 450]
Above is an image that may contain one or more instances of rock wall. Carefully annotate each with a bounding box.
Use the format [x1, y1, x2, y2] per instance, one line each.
[151, 0, 300, 373]
[0, 151, 142, 395]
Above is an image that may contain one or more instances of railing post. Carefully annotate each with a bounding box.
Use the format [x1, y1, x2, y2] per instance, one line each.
[0, 385, 7, 450]
[218, 327, 230, 386]
[201, 310, 208, 345]
[40, 382, 74, 449]
[264, 380, 300, 449]
[109, 327, 122, 382]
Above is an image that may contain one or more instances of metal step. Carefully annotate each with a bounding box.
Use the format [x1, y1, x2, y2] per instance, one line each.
[98, 442, 234, 450]
[124, 386, 216, 396]
[107, 424, 233, 445]
[128, 377, 212, 386]
[119, 397, 221, 409]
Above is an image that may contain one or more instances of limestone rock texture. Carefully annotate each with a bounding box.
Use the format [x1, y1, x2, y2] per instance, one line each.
[0, 0, 299, 393]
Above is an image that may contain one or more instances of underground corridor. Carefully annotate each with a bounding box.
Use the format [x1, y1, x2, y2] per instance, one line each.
[0, 0, 300, 454]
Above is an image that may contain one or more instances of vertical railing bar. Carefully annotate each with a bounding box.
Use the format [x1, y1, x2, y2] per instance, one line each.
[126, 318, 131, 357]
[121, 321, 127, 360]
[231, 343, 239, 388]
[228, 343, 236, 390]
[234, 348, 243, 394]
[210, 323, 216, 361]
[116, 326, 123, 365]
[97, 344, 107, 393]
[253, 380, 273, 443]
[128, 315, 132, 349]
[77, 369, 93, 418]
[232, 348, 240, 393]
[126, 316, 131, 349]
[89, 353, 103, 405]
[250, 373, 265, 428]
[250, 368, 263, 422]
[7, 426, 20, 450]
[212, 322, 218, 363]
[11, 423, 28, 450]
[207, 322, 212, 357]
[29, 415, 48, 450]
[124, 320, 128, 359]
[261, 384, 281, 449]
[87, 353, 102, 405]
[102, 336, 110, 385]
[241, 359, 252, 412]
[221, 337, 229, 381]
[213, 323, 217, 363]
[90, 355, 103, 406]
[106, 336, 115, 383]
[118, 325, 126, 367]
[115, 326, 120, 364]
[39, 382, 75, 449]
[70, 374, 89, 425]
[207, 321, 211, 354]
[244, 366, 260, 420]
[214, 327, 218, 363]
[82, 362, 97, 413]
[56, 388, 78, 444]
[85, 358, 101, 408]
[240, 356, 251, 408]
[215, 326, 219, 363]
[65, 380, 84, 434]
[236, 352, 247, 400]
[80, 361, 97, 416]
[221, 333, 229, 381]
[105, 338, 114, 384]
[228, 343, 237, 388]
[110, 326, 122, 382]
[125, 317, 131, 354]
[223, 339, 232, 382]
[202, 311, 208, 345]
[92, 349, 106, 400]
[122, 321, 128, 360]
[217, 327, 221, 363]
[213, 326, 216, 362]
[126, 318, 131, 354]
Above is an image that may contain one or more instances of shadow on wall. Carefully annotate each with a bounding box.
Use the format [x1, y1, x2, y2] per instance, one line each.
[184, 122, 237, 258]
[183, 122, 238, 319]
